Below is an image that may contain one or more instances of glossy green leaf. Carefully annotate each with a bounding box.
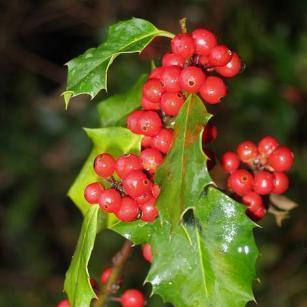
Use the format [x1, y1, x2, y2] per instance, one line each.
[112, 187, 258, 307]
[68, 127, 142, 215]
[155, 94, 212, 225]
[63, 18, 173, 107]
[64, 205, 100, 307]
[97, 74, 146, 127]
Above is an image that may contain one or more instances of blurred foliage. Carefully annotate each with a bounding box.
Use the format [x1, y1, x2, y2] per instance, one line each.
[0, 0, 306, 306]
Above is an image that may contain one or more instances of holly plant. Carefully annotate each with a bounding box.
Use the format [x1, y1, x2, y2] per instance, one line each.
[59, 18, 295, 307]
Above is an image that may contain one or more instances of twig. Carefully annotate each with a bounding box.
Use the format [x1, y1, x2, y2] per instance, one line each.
[179, 17, 187, 33]
[93, 240, 133, 307]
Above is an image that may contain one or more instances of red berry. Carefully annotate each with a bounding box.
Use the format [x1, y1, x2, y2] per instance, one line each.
[258, 136, 279, 156]
[99, 189, 121, 213]
[220, 151, 240, 173]
[94, 153, 116, 178]
[116, 154, 142, 179]
[247, 203, 266, 221]
[84, 182, 104, 204]
[57, 300, 70, 307]
[116, 197, 139, 222]
[208, 45, 232, 67]
[202, 123, 218, 144]
[162, 53, 185, 68]
[137, 111, 162, 137]
[179, 66, 206, 93]
[161, 92, 185, 116]
[142, 243, 153, 263]
[192, 28, 217, 56]
[141, 136, 152, 148]
[268, 146, 294, 172]
[121, 289, 145, 307]
[127, 110, 144, 134]
[227, 169, 253, 196]
[141, 96, 160, 110]
[143, 78, 164, 103]
[199, 55, 210, 66]
[171, 33, 195, 58]
[140, 148, 164, 174]
[215, 52, 242, 78]
[199, 76, 227, 104]
[152, 184, 161, 198]
[272, 172, 289, 194]
[122, 170, 152, 198]
[149, 67, 164, 79]
[134, 192, 153, 205]
[242, 192, 263, 208]
[236, 141, 258, 163]
[100, 267, 112, 284]
[140, 198, 158, 222]
[160, 66, 181, 92]
[253, 171, 274, 195]
[90, 278, 99, 292]
[151, 128, 174, 154]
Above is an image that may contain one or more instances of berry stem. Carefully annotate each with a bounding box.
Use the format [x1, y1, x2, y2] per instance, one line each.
[93, 240, 133, 307]
[179, 17, 187, 33]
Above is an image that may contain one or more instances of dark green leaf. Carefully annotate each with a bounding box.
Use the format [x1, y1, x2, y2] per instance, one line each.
[97, 74, 146, 127]
[112, 187, 258, 307]
[64, 205, 100, 307]
[155, 94, 212, 225]
[63, 18, 173, 107]
[68, 127, 142, 215]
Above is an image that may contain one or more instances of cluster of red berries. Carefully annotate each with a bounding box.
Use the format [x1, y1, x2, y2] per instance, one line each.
[84, 152, 162, 223]
[220, 136, 295, 220]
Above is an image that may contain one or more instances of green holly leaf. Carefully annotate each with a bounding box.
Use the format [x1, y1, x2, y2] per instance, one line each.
[97, 74, 146, 127]
[68, 127, 142, 215]
[64, 205, 101, 307]
[112, 187, 258, 307]
[63, 18, 173, 108]
[155, 94, 212, 225]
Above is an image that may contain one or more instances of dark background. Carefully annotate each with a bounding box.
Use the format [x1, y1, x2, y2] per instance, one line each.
[0, 0, 306, 306]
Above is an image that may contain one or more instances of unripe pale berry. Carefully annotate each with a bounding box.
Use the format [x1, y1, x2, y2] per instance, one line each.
[202, 123, 218, 144]
[116, 197, 139, 222]
[220, 151, 240, 173]
[94, 153, 116, 178]
[100, 267, 112, 284]
[84, 182, 104, 204]
[122, 170, 152, 198]
[140, 148, 164, 174]
[160, 66, 181, 92]
[258, 136, 279, 156]
[215, 53, 242, 78]
[127, 110, 144, 134]
[199, 76, 227, 104]
[272, 172, 289, 194]
[268, 146, 294, 172]
[142, 243, 153, 263]
[227, 169, 253, 196]
[140, 198, 158, 222]
[116, 154, 142, 179]
[242, 192, 263, 209]
[57, 300, 70, 307]
[162, 52, 185, 68]
[208, 44, 232, 67]
[99, 189, 121, 213]
[179, 66, 206, 93]
[171, 33, 195, 58]
[121, 289, 145, 307]
[161, 92, 185, 116]
[137, 111, 162, 137]
[253, 171, 274, 195]
[236, 141, 258, 163]
[151, 128, 174, 154]
[142, 78, 164, 103]
[141, 96, 160, 110]
[192, 28, 217, 55]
